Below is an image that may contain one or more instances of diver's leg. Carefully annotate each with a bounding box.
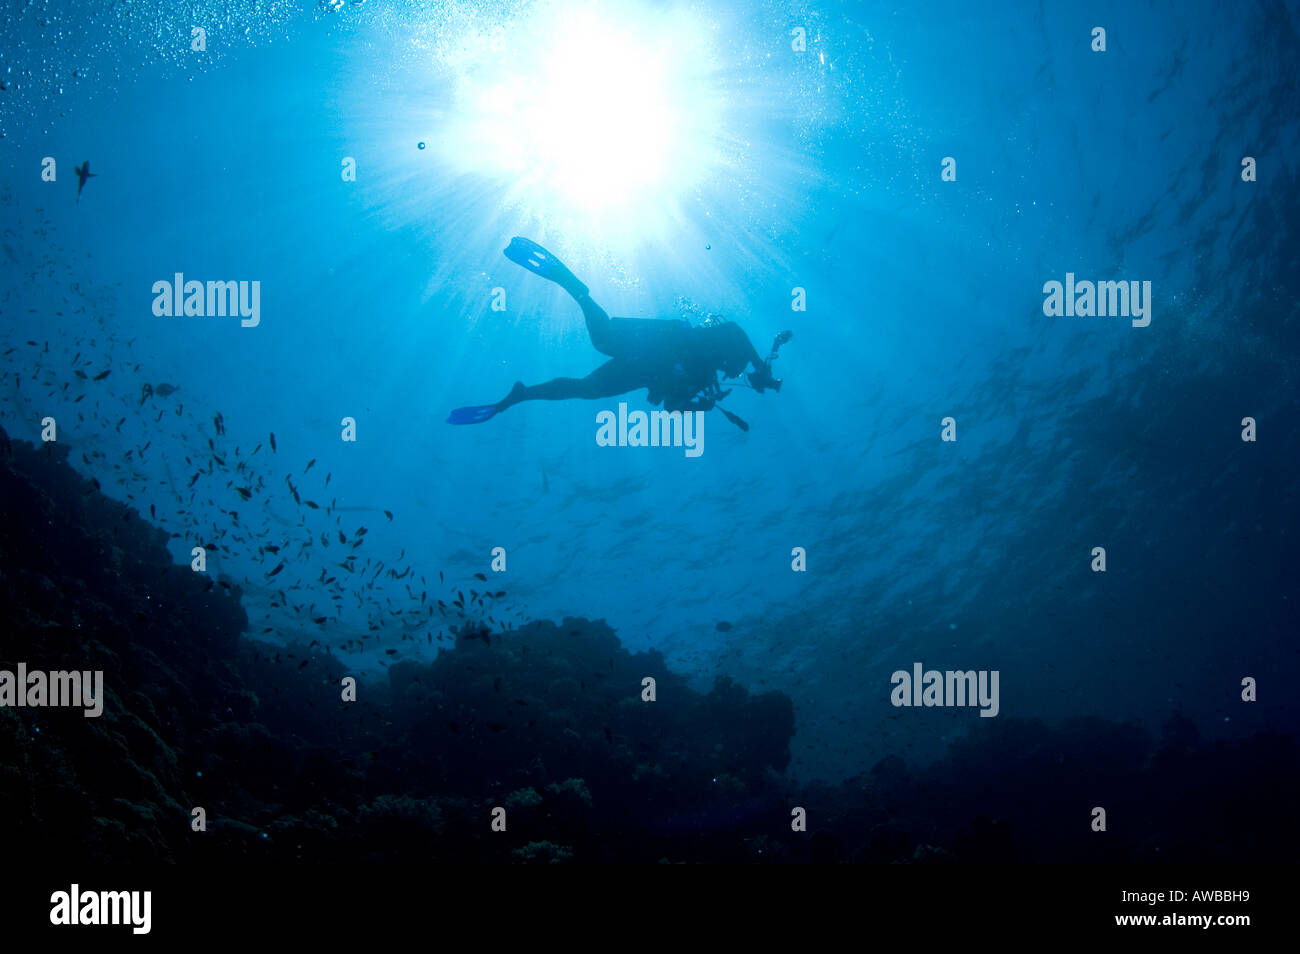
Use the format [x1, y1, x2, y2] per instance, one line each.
[496, 360, 639, 410]
[504, 238, 589, 298]
[500, 238, 622, 356]
[577, 294, 619, 357]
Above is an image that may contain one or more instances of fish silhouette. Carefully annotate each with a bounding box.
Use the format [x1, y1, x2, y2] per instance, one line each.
[74, 161, 96, 202]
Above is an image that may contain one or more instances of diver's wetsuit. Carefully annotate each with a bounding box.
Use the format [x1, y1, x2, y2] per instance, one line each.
[496, 292, 768, 414]
[447, 238, 785, 426]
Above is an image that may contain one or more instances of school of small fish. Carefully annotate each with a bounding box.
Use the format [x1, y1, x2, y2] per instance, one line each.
[0, 193, 524, 668]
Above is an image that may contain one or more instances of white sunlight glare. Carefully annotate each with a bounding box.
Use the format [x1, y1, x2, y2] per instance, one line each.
[438, 1, 724, 241]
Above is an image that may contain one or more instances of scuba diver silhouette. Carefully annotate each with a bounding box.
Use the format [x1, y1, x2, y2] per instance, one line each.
[448, 238, 791, 431]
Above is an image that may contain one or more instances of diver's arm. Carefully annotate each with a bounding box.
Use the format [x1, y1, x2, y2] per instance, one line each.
[741, 330, 787, 393]
[734, 326, 792, 381]
[735, 323, 775, 373]
[724, 325, 779, 392]
[736, 332, 767, 373]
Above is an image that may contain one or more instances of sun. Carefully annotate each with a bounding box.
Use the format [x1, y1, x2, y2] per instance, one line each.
[436, 0, 725, 238]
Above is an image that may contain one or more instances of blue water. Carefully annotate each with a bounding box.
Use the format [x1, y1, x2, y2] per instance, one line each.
[2, 0, 1297, 782]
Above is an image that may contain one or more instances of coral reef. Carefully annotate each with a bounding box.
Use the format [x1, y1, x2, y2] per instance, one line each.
[1, 423, 1297, 863]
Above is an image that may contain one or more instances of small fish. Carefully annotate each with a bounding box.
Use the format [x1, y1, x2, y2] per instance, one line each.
[154, 382, 178, 397]
[716, 621, 733, 632]
[270, 432, 277, 452]
[474, 573, 486, 581]
[92, 369, 111, 381]
[266, 561, 286, 578]
[235, 487, 252, 500]
[74, 160, 97, 201]
[304, 459, 316, 473]
[384, 510, 393, 521]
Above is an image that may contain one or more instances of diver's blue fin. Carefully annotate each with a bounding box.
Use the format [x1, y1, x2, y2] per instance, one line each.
[503, 237, 588, 299]
[446, 404, 500, 425]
